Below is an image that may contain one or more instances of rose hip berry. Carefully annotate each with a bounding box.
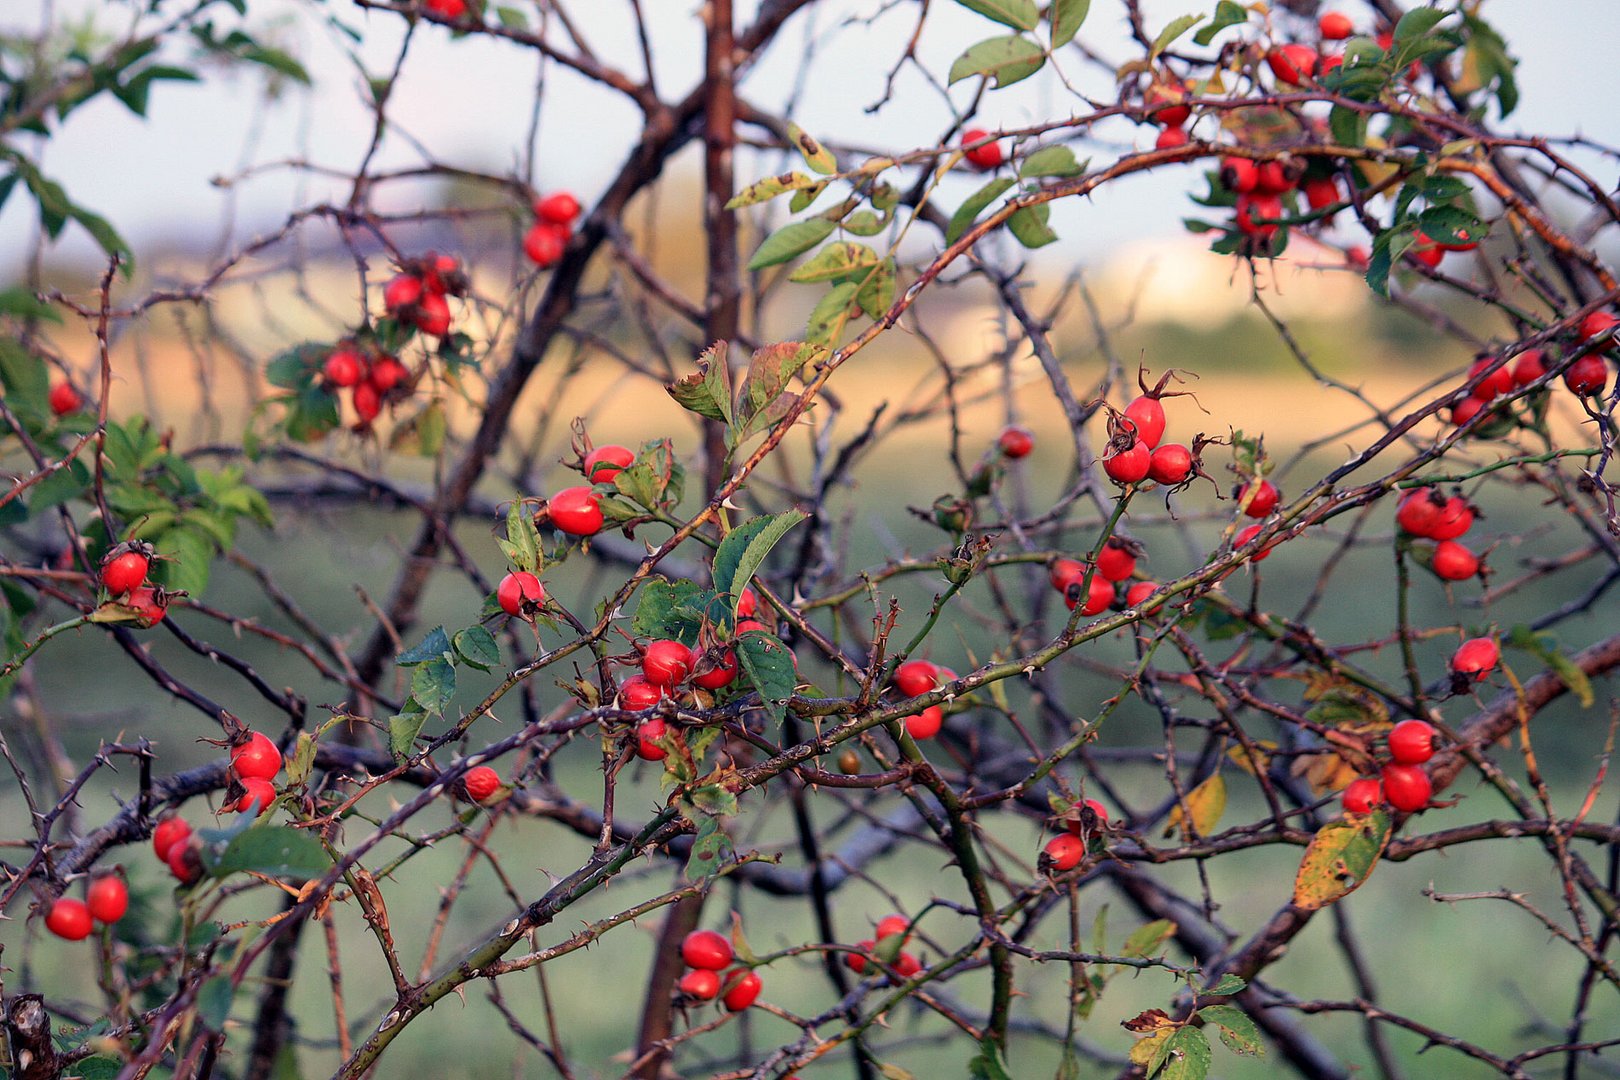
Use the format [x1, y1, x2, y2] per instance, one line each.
[961, 128, 1004, 170]
[167, 840, 203, 885]
[1124, 580, 1157, 607]
[46, 897, 94, 940]
[997, 425, 1034, 459]
[894, 660, 939, 697]
[875, 914, 910, 942]
[232, 776, 277, 816]
[231, 732, 282, 781]
[1577, 311, 1619, 344]
[1432, 540, 1480, 581]
[153, 816, 191, 863]
[1564, 354, 1608, 397]
[101, 550, 150, 596]
[620, 675, 665, 710]
[1467, 357, 1514, 400]
[368, 354, 409, 393]
[1341, 777, 1383, 814]
[463, 766, 501, 803]
[1122, 396, 1167, 448]
[1319, 11, 1353, 39]
[414, 292, 452, 338]
[1155, 126, 1190, 151]
[904, 705, 944, 740]
[1428, 495, 1475, 541]
[635, 718, 669, 761]
[721, 970, 763, 1012]
[1103, 440, 1151, 484]
[1148, 444, 1192, 485]
[497, 570, 546, 617]
[352, 382, 383, 427]
[548, 486, 604, 536]
[1238, 479, 1279, 517]
[1396, 488, 1444, 537]
[1040, 833, 1085, 873]
[1510, 349, 1546, 387]
[1096, 538, 1137, 582]
[583, 444, 635, 482]
[323, 348, 364, 388]
[1220, 157, 1259, 194]
[642, 639, 694, 687]
[383, 273, 423, 312]
[1267, 43, 1319, 84]
[1451, 636, 1500, 681]
[679, 969, 720, 1000]
[523, 222, 569, 267]
[1388, 719, 1437, 765]
[692, 647, 740, 690]
[1234, 194, 1282, 240]
[86, 874, 129, 924]
[535, 191, 582, 225]
[682, 929, 734, 970]
[1381, 764, 1432, 813]
[1066, 573, 1115, 616]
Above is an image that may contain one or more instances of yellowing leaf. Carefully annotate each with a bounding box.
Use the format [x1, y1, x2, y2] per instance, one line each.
[1293, 809, 1393, 911]
[1165, 773, 1226, 840]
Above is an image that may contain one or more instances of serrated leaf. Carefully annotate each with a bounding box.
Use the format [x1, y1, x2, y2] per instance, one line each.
[1121, 918, 1175, 958]
[789, 182, 829, 213]
[1328, 104, 1366, 147]
[1055, 1045, 1082, 1080]
[453, 626, 500, 671]
[687, 783, 740, 817]
[714, 512, 807, 604]
[686, 814, 734, 882]
[1417, 204, 1486, 248]
[397, 626, 452, 665]
[807, 281, 860, 346]
[855, 258, 896, 320]
[948, 34, 1046, 88]
[1196, 1004, 1265, 1056]
[1007, 203, 1057, 248]
[1293, 808, 1393, 910]
[286, 732, 317, 787]
[1150, 1026, 1211, 1080]
[737, 631, 797, 721]
[501, 501, 542, 573]
[198, 975, 234, 1031]
[1202, 973, 1246, 997]
[952, 0, 1039, 32]
[410, 658, 456, 715]
[631, 579, 715, 644]
[1019, 145, 1083, 179]
[726, 171, 822, 210]
[1048, 0, 1090, 47]
[153, 525, 214, 596]
[947, 177, 1016, 244]
[1192, 1, 1246, 46]
[1130, 1030, 1171, 1068]
[1165, 773, 1225, 840]
[1394, 7, 1447, 43]
[747, 218, 837, 272]
[786, 122, 837, 175]
[1150, 14, 1203, 59]
[967, 1038, 1015, 1080]
[389, 708, 428, 760]
[788, 241, 880, 284]
[209, 826, 330, 880]
[666, 342, 733, 424]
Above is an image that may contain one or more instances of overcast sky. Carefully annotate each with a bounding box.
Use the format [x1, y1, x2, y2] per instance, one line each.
[3, 0, 1615, 277]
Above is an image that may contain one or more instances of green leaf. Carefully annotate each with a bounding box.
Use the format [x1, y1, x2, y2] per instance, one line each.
[807, 282, 860, 346]
[714, 511, 807, 605]
[1019, 145, 1084, 179]
[499, 501, 542, 573]
[947, 34, 1046, 88]
[389, 708, 428, 760]
[493, 5, 529, 28]
[666, 341, 733, 423]
[265, 343, 323, 390]
[1150, 1026, 1211, 1080]
[1201, 973, 1246, 997]
[69, 205, 134, 277]
[453, 626, 500, 671]
[1328, 104, 1366, 148]
[1192, 1, 1247, 46]
[1151, 14, 1204, 59]
[69, 1056, 123, 1079]
[952, 0, 1039, 32]
[397, 626, 453, 666]
[855, 258, 896, 320]
[968, 1038, 1015, 1079]
[946, 177, 1016, 244]
[1007, 203, 1057, 248]
[410, 658, 457, 715]
[1121, 918, 1175, 958]
[726, 171, 821, 210]
[1196, 1004, 1265, 1056]
[737, 631, 797, 722]
[686, 814, 734, 883]
[631, 579, 716, 644]
[1293, 808, 1393, 910]
[198, 975, 234, 1031]
[0, 286, 61, 324]
[787, 241, 879, 284]
[1416, 204, 1486, 248]
[747, 218, 836, 272]
[1394, 7, 1447, 44]
[786, 122, 838, 175]
[152, 525, 215, 596]
[240, 44, 311, 85]
[741, 342, 819, 418]
[1504, 626, 1594, 708]
[1048, 0, 1090, 47]
[209, 825, 331, 881]
[687, 783, 740, 817]
[286, 732, 317, 787]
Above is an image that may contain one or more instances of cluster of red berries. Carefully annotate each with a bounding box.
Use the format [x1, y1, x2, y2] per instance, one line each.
[523, 191, 582, 269]
[1041, 799, 1109, 873]
[843, 914, 924, 980]
[383, 252, 466, 340]
[1141, 77, 1193, 150]
[1396, 487, 1482, 582]
[1341, 718, 1438, 815]
[1100, 385, 1196, 489]
[100, 543, 168, 627]
[43, 873, 129, 940]
[677, 929, 762, 1011]
[322, 343, 410, 430]
[228, 731, 282, 817]
[631, 616, 748, 760]
[1049, 540, 1156, 618]
[891, 658, 961, 740]
[153, 815, 202, 885]
[960, 128, 1005, 171]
